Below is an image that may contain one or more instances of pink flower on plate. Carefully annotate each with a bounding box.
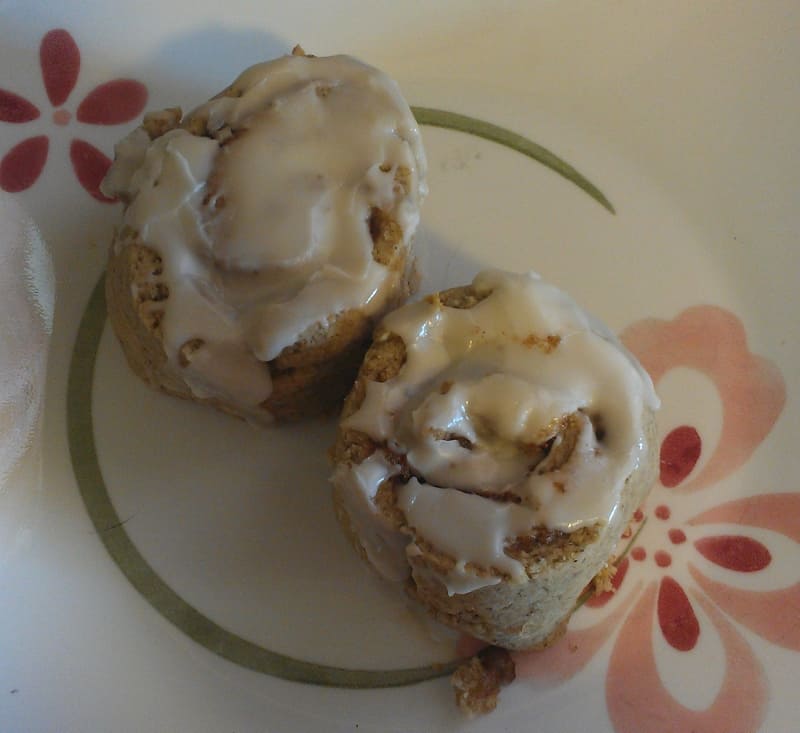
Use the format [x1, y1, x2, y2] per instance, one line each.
[0, 29, 147, 201]
[515, 305, 794, 733]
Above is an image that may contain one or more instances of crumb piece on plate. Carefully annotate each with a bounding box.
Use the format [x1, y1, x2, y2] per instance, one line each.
[451, 646, 516, 717]
[592, 559, 618, 595]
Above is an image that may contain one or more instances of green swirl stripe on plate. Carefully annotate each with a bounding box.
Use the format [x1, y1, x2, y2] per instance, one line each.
[412, 107, 614, 214]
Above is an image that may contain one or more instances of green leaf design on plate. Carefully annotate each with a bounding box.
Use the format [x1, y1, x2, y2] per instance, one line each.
[412, 106, 615, 214]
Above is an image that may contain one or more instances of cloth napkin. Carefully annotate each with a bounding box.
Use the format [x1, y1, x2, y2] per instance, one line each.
[0, 194, 54, 487]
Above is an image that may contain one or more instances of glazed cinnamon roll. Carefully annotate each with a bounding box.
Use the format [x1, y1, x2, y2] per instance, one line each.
[101, 49, 426, 421]
[331, 270, 659, 650]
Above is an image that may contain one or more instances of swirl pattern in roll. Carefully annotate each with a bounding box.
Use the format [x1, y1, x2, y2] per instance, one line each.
[101, 48, 426, 421]
[331, 270, 659, 650]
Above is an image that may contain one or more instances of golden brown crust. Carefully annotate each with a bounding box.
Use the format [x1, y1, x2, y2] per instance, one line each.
[106, 242, 170, 389]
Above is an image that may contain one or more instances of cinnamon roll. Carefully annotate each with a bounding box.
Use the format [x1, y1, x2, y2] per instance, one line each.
[331, 270, 659, 650]
[101, 48, 426, 421]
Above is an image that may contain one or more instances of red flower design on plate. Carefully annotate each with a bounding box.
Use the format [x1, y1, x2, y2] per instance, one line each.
[0, 29, 147, 201]
[514, 305, 792, 733]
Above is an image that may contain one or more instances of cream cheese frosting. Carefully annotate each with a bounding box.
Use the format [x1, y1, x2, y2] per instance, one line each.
[102, 52, 426, 414]
[335, 270, 658, 595]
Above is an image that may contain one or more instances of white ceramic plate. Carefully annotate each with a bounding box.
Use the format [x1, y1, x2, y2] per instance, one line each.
[1, 2, 798, 731]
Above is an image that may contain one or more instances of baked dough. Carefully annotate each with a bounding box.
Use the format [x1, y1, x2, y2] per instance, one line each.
[101, 49, 426, 421]
[331, 270, 658, 649]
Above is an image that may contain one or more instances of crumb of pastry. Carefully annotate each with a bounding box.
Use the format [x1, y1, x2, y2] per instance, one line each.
[142, 107, 182, 140]
[592, 560, 618, 595]
[451, 646, 516, 717]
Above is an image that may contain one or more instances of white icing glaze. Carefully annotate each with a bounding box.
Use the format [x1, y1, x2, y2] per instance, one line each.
[331, 452, 408, 582]
[340, 269, 658, 595]
[398, 478, 533, 583]
[102, 53, 426, 411]
[441, 564, 502, 596]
